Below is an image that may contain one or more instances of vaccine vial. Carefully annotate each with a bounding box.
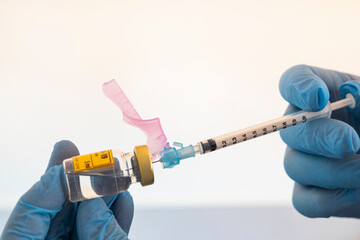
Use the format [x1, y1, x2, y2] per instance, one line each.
[63, 145, 154, 202]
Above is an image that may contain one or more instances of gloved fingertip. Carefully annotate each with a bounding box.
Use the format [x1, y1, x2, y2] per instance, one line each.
[332, 123, 360, 158]
[77, 198, 115, 232]
[47, 140, 79, 171]
[292, 184, 330, 218]
[53, 140, 79, 155]
[283, 147, 296, 179]
[348, 128, 360, 155]
[280, 64, 330, 111]
[316, 86, 329, 110]
[292, 183, 360, 218]
[298, 76, 329, 111]
[111, 191, 134, 235]
[78, 198, 112, 218]
[76, 198, 128, 240]
[116, 191, 134, 208]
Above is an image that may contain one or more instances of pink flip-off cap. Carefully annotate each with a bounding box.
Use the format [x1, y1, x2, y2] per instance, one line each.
[102, 79, 168, 157]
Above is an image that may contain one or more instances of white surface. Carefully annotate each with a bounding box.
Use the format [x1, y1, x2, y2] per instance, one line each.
[1, 1, 360, 209]
[130, 207, 360, 240]
[1, 207, 360, 240]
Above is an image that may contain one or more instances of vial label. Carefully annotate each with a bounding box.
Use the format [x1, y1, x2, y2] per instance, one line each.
[73, 150, 114, 172]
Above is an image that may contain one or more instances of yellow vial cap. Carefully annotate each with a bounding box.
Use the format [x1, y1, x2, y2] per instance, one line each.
[134, 145, 154, 186]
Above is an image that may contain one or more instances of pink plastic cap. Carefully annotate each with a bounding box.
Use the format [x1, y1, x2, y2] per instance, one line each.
[102, 79, 168, 157]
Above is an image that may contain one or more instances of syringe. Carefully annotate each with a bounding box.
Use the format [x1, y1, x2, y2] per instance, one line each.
[159, 93, 356, 168]
[197, 94, 355, 155]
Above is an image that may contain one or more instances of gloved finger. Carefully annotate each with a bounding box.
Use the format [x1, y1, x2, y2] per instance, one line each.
[309, 66, 360, 101]
[110, 191, 134, 235]
[1, 165, 67, 239]
[46, 140, 79, 171]
[279, 65, 330, 111]
[76, 198, 129, 240]
[91, 160, 133, 232]
[292, 183, 360, 218]
[279, 65, 360, 112]
[284, 148, 360, 189]
[71, 193, 129, 239]
[45, 140, 80, 239]
[280, 117, 360, 159]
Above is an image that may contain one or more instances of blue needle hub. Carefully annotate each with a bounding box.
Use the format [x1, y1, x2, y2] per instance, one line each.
[159, 142, 196, 168]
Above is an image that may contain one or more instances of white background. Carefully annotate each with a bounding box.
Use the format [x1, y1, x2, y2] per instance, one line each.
[1, 0, 360, 209]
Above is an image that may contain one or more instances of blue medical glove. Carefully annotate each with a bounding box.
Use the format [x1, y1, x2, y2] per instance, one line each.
[279, 65, 360, 218]
[1, 140, 134, 239]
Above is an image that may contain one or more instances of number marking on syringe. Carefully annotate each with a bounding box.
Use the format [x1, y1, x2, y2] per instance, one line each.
[213, 114, 308, 150]
[199, 96, 353, 154]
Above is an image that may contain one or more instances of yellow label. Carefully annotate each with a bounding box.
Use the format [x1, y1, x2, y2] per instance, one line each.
[73, 150, 114, 172]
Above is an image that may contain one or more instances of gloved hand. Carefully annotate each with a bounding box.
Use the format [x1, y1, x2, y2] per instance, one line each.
[279, 65, 360, 218]
[1, 140, 134, 239]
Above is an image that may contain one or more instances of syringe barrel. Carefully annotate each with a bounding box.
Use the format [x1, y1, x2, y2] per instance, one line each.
[198, 102, 332, 154]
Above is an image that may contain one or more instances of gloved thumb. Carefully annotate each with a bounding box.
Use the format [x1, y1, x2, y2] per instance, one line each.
[76, 198, 129, 240]
[1, 165, 67, 239]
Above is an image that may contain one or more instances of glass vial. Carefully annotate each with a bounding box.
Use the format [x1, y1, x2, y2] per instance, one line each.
[63, 145, 154, 202]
